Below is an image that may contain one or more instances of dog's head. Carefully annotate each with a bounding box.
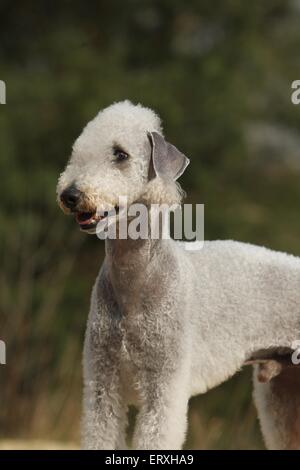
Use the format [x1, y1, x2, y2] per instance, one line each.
[57, 100, 189, 233]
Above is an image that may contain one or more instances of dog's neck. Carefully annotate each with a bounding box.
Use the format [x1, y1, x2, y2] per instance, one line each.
[104, 233, 163, 313]
[103, 199, 176, 312]
[105, 236, 160, 280]
[105, 206, 167, 266]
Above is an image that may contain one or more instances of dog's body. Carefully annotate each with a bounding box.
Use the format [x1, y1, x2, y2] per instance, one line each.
[57, 101, 300, 450]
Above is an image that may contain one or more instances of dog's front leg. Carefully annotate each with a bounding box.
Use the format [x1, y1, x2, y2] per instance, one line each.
[82, 376, 127, 450]
[81, 328, 127, 450]
[132, 371, 190, 450]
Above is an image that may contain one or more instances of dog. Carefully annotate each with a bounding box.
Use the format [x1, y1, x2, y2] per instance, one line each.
[57, 100, 300, 449]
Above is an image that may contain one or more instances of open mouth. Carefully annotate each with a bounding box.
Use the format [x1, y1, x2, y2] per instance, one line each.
[75, 207, 119, 231]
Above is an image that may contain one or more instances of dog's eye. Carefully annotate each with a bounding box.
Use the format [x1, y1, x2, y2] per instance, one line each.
[113, 147, 129, 162]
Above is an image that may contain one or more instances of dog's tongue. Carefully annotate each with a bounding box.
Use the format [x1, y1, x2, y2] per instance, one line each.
[75, 212, 95, 225]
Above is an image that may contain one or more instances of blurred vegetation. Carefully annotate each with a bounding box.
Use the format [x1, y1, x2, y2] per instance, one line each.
[0, 0, 300, 449]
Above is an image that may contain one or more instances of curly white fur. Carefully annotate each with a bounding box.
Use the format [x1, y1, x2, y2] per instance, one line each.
[57, 100, 300, 450]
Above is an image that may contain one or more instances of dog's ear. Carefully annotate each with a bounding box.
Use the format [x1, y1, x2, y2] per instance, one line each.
[148, 131, 190, 181]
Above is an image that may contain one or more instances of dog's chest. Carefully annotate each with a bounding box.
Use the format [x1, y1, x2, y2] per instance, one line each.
[119, 334, 141, 405]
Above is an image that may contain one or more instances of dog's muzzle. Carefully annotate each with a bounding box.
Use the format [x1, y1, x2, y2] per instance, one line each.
[60, 185, 82, 211]
[59, 184, 119, 233]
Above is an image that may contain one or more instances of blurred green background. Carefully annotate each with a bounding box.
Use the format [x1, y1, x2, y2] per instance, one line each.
[1, 0, 300, 449]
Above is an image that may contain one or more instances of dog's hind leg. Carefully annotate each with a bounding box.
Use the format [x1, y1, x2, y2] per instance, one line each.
[253, 364, 300, 449]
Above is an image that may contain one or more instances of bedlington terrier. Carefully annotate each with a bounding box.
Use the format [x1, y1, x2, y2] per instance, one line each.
[57, 100, 300, 450]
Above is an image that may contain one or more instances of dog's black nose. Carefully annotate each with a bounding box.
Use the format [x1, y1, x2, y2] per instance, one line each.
[60, 186, 82, 210]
